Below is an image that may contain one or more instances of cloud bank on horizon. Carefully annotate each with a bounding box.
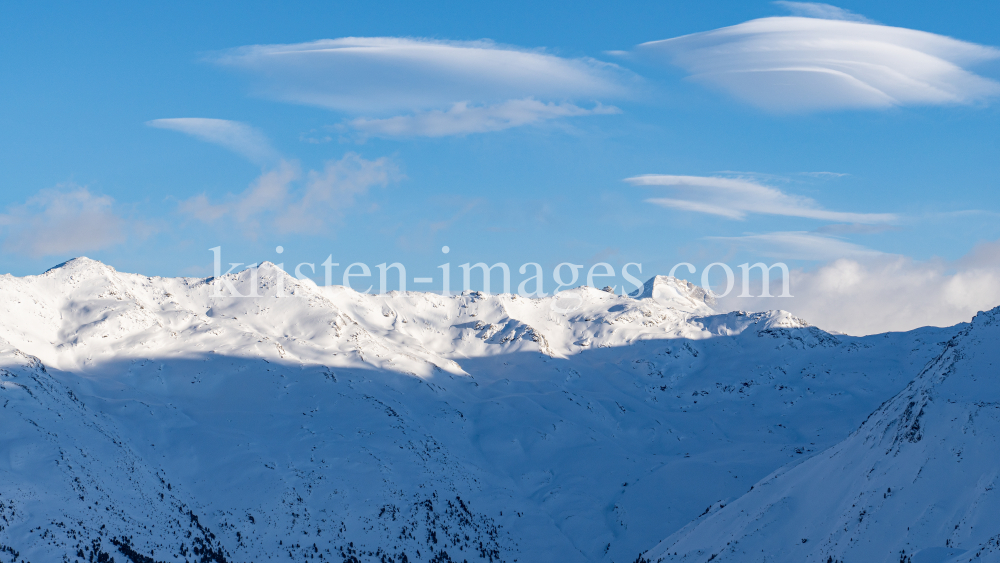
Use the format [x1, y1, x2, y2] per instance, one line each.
[635, 7, 1000, 111]
[719, 240, 1000, 335]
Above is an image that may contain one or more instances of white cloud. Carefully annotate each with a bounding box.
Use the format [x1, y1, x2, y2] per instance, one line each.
[147, 118, 279, 165]
[718, 241, 1000, 335]
[349, 99, 620, 138]
[274, 155, 398, 232]
[709, 230, 881, 261]
[636, 14, 1000, 111]
[178, 154, 398, 234]
[772, 2, 872, 23]
[213, 37, 631, 112]
[211, 37, 634, 136]
[0, 187, 130, 257]
[800, 171, 849, 178]
[627, 174, 896, 223]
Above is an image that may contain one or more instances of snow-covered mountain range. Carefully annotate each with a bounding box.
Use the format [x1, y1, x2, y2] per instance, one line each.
[0, 257, 991, 563]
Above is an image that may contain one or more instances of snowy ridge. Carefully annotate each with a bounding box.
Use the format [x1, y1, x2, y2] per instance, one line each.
[0, 258, 972, 562]
[0, 257, 725, 371]
[630, 276, 716, 315]
[643, 307, 1000, 563]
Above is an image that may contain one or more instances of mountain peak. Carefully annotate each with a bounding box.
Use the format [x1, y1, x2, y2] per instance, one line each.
[43, 256, 115, 275]
[632, 275, 716, 314]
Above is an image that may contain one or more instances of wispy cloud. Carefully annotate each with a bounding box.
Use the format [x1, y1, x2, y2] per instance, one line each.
[800, 171, 849, 178]
[714, 170, 849, 182]
[178, 154, 398, 234]
[350, 99, 620, 138]
[179, 162, 298, 225]
[275, 155, 398, 232]
[627, 174, 896, 223]
[772, 2, 873, 23]
[815, 223, 898, 235]
[0, 187, 133, 257]
[636, 12, 1000, 111]
[211, 37, 635, 136]
[147, 118, 279, 165]
[708, 230, 881, 261]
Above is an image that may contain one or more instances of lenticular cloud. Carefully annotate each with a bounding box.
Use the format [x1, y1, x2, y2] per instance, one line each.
[638, 16, 1000, 111]
[213, 37, 632, 114]
[627, 174, 896, 223]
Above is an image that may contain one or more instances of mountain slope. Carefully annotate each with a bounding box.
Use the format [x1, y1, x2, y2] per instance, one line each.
[643, 306, 1000, 563]
[0, 336, 235, 562]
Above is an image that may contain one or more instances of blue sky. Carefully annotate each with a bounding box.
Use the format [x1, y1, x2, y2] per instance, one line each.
[2, 0, 999, 332]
